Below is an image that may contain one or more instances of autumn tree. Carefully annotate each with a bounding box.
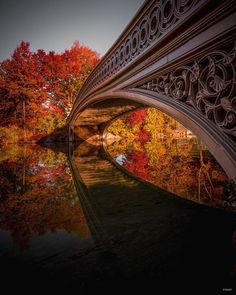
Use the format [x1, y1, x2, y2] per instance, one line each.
[58, 42, 99, 114]
[0, 41, 100, 142]
[0, 42, 46, 137]
[37, 41, 99, 117]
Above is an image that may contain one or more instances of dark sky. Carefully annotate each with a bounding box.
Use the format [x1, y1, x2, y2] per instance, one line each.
[0, 0, 144, 61]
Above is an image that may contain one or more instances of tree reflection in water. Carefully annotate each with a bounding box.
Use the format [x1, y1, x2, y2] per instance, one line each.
[0, 144, 90, 249]
[0, 137, 235, 292]
[105, 108, 236, 211]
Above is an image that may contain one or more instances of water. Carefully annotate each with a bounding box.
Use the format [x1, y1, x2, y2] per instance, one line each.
[0, 112, 235, 292]
[105, 108, 236, 210]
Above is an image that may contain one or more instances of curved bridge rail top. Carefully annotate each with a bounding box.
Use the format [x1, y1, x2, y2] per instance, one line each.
[69, 0, 236, 178]
[70, 0, 211, 112]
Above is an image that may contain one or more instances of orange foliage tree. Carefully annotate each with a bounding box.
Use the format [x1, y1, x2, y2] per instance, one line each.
[0, 41, 100, 142]
[0, 145, 90, 249]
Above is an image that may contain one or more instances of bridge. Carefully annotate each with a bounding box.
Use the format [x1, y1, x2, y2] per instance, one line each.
[68, 0, 236, 179]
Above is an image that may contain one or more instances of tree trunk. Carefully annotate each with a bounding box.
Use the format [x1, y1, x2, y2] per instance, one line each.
[22, 98, 26, 141]
[22, 145, 26, 191]
[14, 110, 17, 143]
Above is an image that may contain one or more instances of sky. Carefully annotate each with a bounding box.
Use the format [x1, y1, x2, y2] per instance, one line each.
[0, 0, 144, 61]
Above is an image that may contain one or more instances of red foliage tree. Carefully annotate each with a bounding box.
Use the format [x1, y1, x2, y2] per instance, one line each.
[135, 126, 150, 144]
[0, 41, 100, 140]
[38, 41, 99, 115]
[0, 42, 46, 129]
[124, 150, 152, 181]
[124, 109, 147, 127]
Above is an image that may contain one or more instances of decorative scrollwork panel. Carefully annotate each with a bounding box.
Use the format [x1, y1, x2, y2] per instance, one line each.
[137, 42, 236, 138]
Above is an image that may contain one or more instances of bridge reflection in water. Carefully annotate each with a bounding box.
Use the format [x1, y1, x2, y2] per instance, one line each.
[69, 140, 236, 293]
[103, 107, 233, 211]
[68, 107, 236, 291]
[0, 135, 235, 291]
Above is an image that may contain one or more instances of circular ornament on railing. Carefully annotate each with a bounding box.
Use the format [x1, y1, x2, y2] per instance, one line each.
[125, 38, 131, 61]
[158, 0, 175, 33]
[131, 27, 140, 57]
[110, 54, 115, 74]
[115, 50, 120, 71]
[148, 5, 160, 42]
[119, 44, 125, 66]
[139, 17, 149, 49]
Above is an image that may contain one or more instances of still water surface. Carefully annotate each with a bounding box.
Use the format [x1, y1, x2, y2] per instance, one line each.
[0, 111, 235, 292]
[105, 108, 235, 210]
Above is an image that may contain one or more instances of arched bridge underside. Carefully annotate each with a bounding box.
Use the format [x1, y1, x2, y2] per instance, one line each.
[68, 0, 236, 179]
